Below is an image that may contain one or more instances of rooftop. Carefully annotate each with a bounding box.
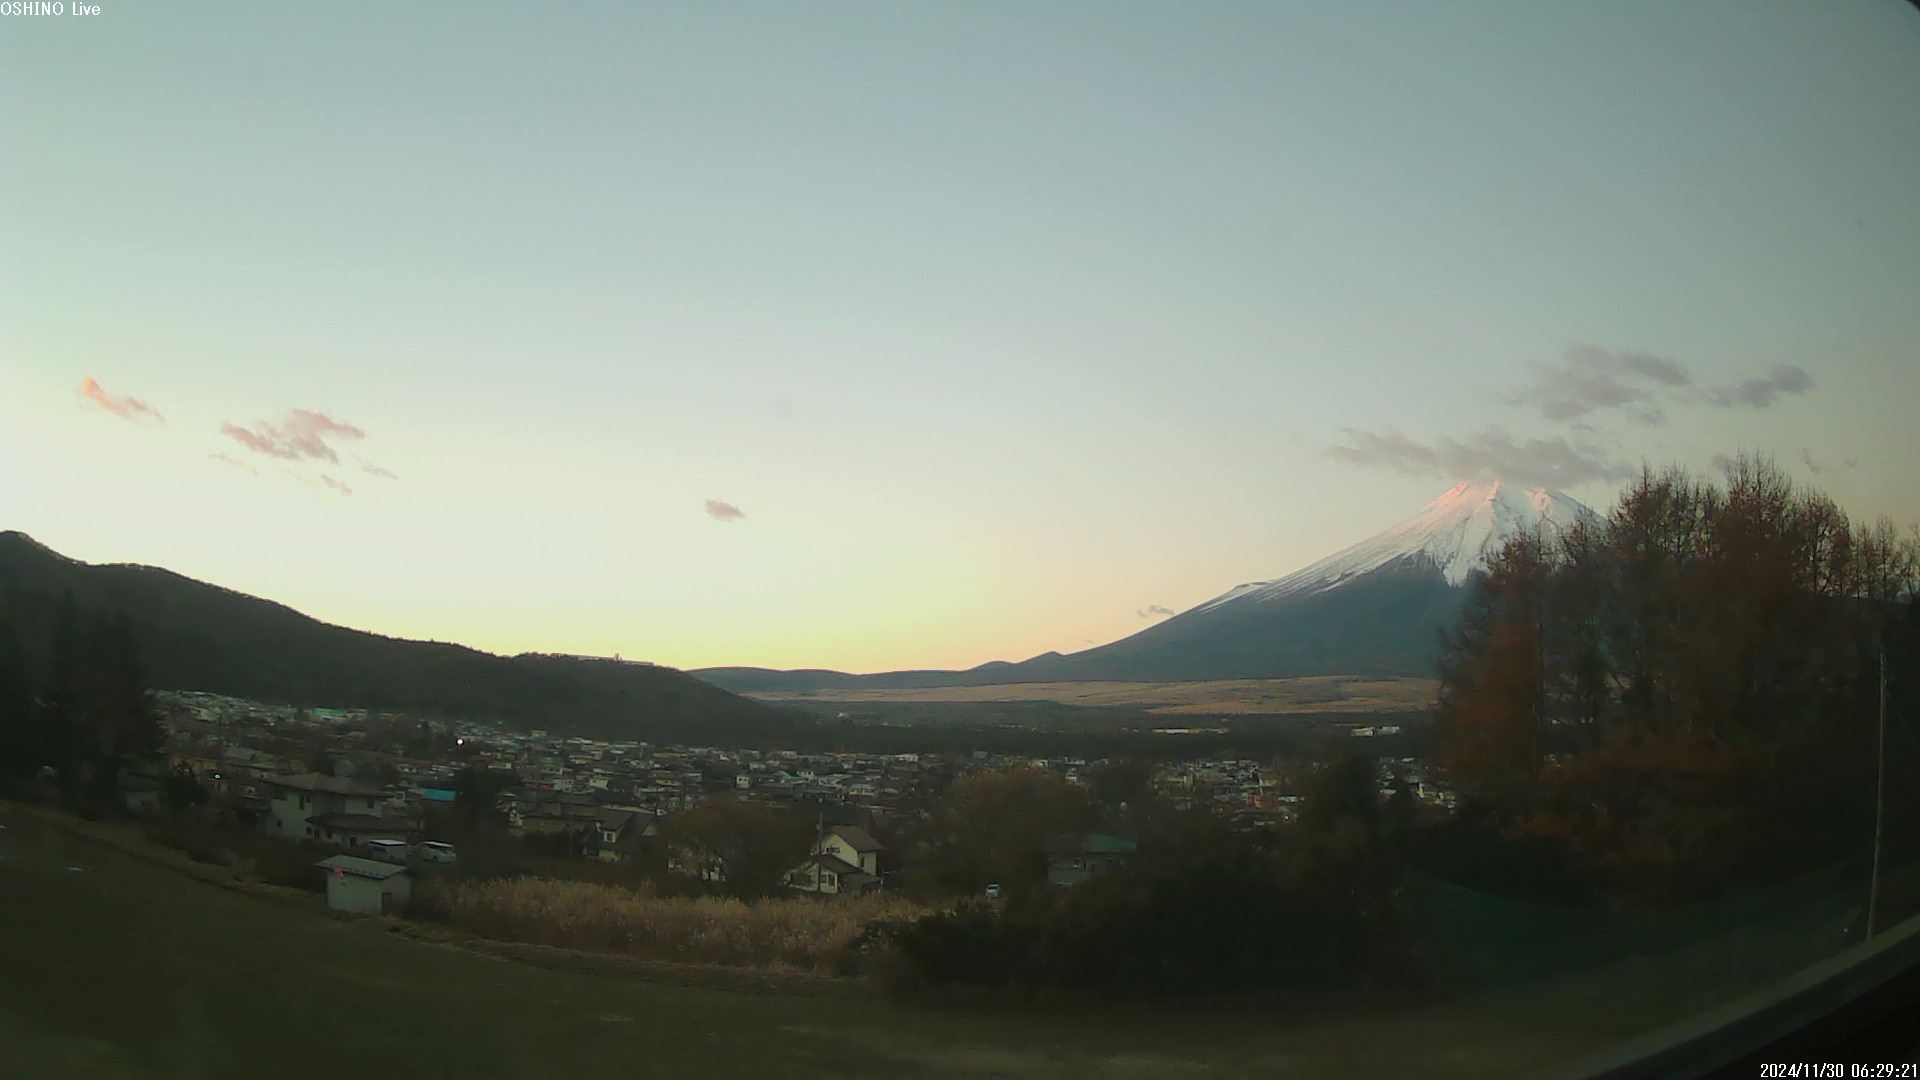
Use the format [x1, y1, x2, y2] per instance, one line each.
[1046, 833, 1139, 856]
[826, 825, 884, 852]
[266, 772, 382, 797]
[308, 813, 420, 833]
[801, 852, 875, 883]
[315, 854, 409, 881]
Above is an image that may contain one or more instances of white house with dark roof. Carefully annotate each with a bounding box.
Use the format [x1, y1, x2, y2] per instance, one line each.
[263, 773, 417, 846]
[788, 824, 884, 896]
[819, 825, 883, 877]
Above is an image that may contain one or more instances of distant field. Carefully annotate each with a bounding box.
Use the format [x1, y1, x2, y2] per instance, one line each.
[0, 806, 1643, 1080]
[748, 675, 1440, 716]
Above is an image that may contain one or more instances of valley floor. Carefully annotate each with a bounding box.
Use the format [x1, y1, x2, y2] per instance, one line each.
[747, 674, 1440, 716]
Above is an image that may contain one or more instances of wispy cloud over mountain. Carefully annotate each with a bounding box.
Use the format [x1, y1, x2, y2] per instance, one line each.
[215, 407, 398, 495]
[1327, 426, 1632, 488]
[78, 377, 164, 424]
[1332, 344, 1822, 490]
[1706, 365, 1814, 410]
[1137, 604, 1175, 618]
[1512, 346, 1813, 426]
[1511, 345, 1689, 425]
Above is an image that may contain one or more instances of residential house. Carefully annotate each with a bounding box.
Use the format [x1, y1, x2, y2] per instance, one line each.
[788, 852, 877, 896]
[1045, 833, 1138, 887]
[518, 792, 600, 837]
[788, 824, 884, 897]
[818, 824, 883, 877]
[263, 772, 418, 847]
[586, 807, 658, 864]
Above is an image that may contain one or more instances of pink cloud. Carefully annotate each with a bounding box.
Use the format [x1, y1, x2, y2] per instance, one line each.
[78, 377, 164, 424]
[705, 498, 746, 522]
[220, 422, 294, 459]
[221, 408, 365, 463]
[208, 452, 259, 476]
[282, 470, 353, 496]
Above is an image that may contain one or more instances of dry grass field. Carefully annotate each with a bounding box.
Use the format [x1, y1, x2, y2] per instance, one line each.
[747, 675, 1439, 716]
[416, 876, 926, 971]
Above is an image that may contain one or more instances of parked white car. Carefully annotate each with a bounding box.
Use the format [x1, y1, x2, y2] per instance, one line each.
[357, 838, 411, 863]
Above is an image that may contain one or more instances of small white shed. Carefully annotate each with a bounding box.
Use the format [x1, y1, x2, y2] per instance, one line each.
[316, 854, 413, 915]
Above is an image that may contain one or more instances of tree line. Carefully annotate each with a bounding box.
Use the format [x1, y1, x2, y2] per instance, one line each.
[871, 756, 1414, 994]
[1436, 457, 1920, 904]
[0, 593, 163, 806]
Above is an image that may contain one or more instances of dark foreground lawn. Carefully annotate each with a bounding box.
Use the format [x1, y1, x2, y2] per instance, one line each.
[0, 808, 1830, 1080]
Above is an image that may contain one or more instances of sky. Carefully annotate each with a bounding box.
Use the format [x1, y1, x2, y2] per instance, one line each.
[4, 1, 1918, 673]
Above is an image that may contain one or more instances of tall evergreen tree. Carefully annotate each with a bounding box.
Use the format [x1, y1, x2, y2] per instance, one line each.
[35, 591, 83, 789]
[0, 621, 32, 781]
[78, 611, 160, 803]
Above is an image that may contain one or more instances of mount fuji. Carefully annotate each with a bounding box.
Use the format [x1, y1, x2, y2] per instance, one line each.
[1190, 480, 1594, 611]
[695, 479, 1598, 692]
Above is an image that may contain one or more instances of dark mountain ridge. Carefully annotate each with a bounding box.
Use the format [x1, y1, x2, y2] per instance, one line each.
[0, 531, 795, 742]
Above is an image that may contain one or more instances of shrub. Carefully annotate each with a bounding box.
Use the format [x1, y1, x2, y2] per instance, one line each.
[884, 823, 1415, 996]
[147, 815, 331, 892]
[885, 903, 1030, 987]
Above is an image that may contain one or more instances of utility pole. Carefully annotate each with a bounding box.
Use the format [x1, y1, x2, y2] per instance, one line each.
[1868, 636, 1887, 938]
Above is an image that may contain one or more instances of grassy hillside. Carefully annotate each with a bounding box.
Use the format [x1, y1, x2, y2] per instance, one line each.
[0, 809, 1624, 1079]
[0, 531, 797, 743]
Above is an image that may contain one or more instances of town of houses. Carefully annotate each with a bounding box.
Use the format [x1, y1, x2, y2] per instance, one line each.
[147, 689, 1456, 896]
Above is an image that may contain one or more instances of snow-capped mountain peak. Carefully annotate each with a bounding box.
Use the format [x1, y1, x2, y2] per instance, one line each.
[1195, 479, 1596, 612]
[694, 478, 1603, 689]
